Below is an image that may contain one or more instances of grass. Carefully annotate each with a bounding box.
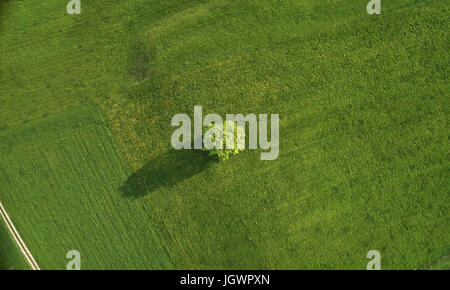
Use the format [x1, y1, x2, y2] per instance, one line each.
[0, 107, 172, 269]
[0, 221, 29, 270]
[0, 0, 448, 269]
[421, 256, 450, 270]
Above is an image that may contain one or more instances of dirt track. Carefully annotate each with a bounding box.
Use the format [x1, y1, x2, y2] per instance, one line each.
[0, 201, 40, 270]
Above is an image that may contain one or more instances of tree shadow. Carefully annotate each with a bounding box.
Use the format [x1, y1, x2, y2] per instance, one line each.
[0, 0, 10, 31]
[120, 149, 216, 199]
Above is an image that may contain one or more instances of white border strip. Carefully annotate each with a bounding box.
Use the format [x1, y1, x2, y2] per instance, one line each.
[0, 201, 40, 270]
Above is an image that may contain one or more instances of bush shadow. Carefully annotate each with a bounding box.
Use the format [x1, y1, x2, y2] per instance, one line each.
[120, 149, 216, 199]
[129, 39, 152, 82]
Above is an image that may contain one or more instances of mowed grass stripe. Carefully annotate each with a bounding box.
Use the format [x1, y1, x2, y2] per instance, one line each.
[0, 106, 173, 269]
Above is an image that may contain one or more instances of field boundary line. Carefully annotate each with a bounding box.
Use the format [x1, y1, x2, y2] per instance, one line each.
[0, 201, 40, 270]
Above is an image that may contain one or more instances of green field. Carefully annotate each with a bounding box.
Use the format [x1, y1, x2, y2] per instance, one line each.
[0, 107, 173, 269]
[0, 222, 29, 270]
[0, 0, 448, 269]
[424, 256, 450, 270]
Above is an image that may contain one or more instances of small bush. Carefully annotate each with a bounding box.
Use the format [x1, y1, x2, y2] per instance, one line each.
[202, 120, 245, 161]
